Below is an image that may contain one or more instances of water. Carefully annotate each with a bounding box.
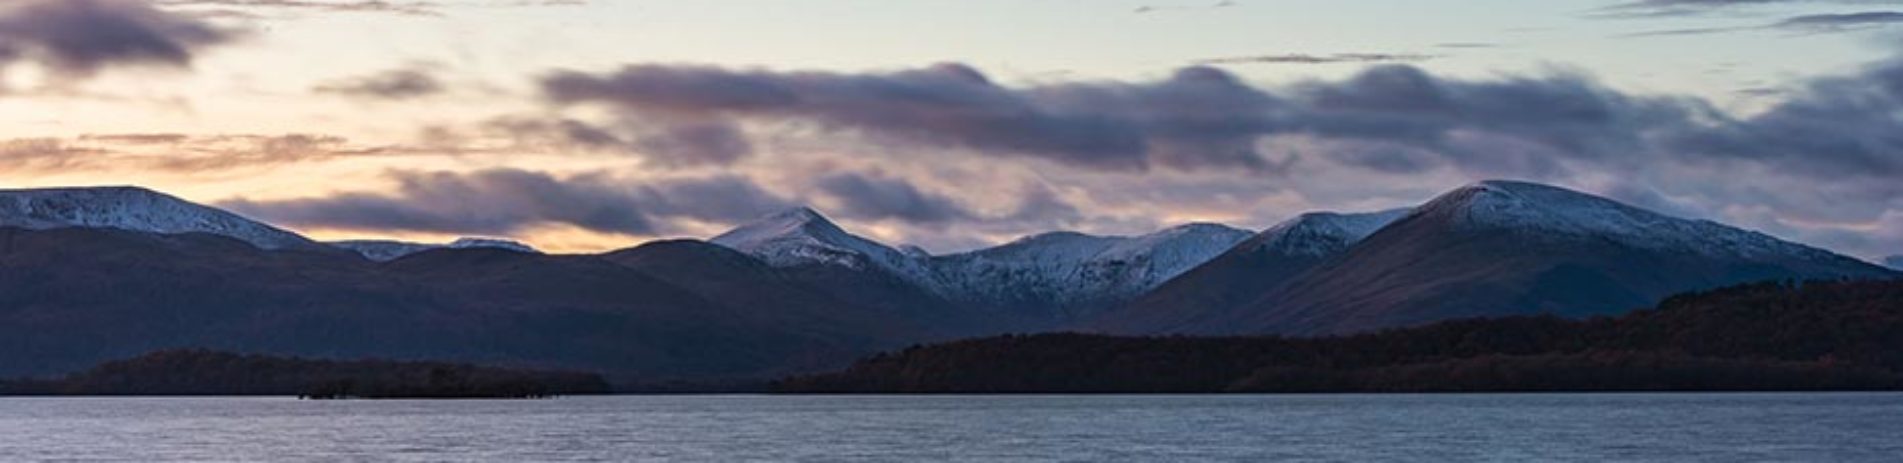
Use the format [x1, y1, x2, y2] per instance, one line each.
[1, 393, 1899, 461]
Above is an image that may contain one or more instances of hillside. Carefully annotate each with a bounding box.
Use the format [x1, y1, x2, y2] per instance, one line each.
[0, 227, 921, 381]
[777, 279, 1903, 393]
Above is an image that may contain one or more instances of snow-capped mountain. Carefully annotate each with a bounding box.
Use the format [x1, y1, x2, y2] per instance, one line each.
[710, 207, 1256, 321]
[1884, 255, 1903, 271]
[1422, 180, 1847, 262]
[710, 207, 936, 285]
[330, 237, 541, 261]
[1099, 180, 1897, 336]
[927, 223, 1251, 319]
[0, 186, 318, 251]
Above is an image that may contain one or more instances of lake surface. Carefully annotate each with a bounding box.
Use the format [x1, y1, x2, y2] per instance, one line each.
[1, 393, 1899, 461]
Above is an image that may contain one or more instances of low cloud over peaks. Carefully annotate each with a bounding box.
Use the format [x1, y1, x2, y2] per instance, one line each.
[524, 61, 1737, 177]
[817, 172, 974, 224]
[535, 63, 1288, 172]
[219, 169, 795, 237]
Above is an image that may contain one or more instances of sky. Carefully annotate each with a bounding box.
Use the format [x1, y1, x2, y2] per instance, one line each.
[0, 0, 1900, 260]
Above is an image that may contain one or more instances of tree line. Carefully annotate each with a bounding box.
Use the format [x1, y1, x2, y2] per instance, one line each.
[0, 350, 612, 398]
[775, 279, 1903, 393]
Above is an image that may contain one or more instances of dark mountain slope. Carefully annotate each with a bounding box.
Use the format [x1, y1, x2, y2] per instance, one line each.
[602, 240, 940, 352]
[0, 228, 941, 380]
[1090, 210, 1405, 333]
[777, 279, 1903, 393]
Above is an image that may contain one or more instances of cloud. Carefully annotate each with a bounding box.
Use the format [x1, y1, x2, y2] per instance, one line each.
[1196, 53, 1440, 65]
[537, 63, 1285, 171]
[634, 175, 795, 224]
[1775, 11, 1903, 31]
[156, 1, 442, 17]
[221, 169, 658, 235]
[1, 133, 421, 174]
[1661, 54, 1903, 178]
[313, 65, 447, 100]
[1621, 10, 1903, 36]
[0, 138, 111, 171]
[527, 61, 1717, 177]
[1133, 1, 1238, 14]
[0, 0, 240, 78]
[154, 0, 590, 18]
[816, 172, 974, 223]
[219, 169, 793, 236]
[1594, 0, 1903, 18]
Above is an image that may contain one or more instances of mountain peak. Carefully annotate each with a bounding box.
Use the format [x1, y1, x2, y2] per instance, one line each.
[757, 206, 830, 227]
[1421, 179, 1673, 231]
[713, 207, 850, 249]
[448, 237, 539, 253]
[0, 186, 317, 250]
[1414, 180, 1845, 262]
[1248, 209, 1409, 257]
[1153, 222, 1244, 236]
[331, 237, 542, 261]
[710, 206, 930, 280]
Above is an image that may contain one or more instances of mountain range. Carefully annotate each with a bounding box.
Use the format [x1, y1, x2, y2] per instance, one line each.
[1092, 181, 1892, 335]
[0, 181, 1893, 381]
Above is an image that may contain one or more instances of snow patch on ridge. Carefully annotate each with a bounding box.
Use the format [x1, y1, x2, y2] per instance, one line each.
[1249, 209, 1410, 257]
[710, 207, 935, 283]
[1419, 180, 1839, 261]
[330, 237, 541, 261]
[708, 207, 1254, 317]
[925, 223, 1252, 315]
[0, 186, 316, 250]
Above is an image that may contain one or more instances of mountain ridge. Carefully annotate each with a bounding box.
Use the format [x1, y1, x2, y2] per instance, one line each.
[0, 186, 322, 251]
[330, 237, 541, 262]
[1089, 209, 1409, 333]
[1113, 180, 1897, 336]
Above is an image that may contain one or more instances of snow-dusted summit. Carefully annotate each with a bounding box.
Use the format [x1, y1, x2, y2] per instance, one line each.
[709, 207, 1255, 318]
[1418, 180, 1845, 262]
[710, 207, 935, 283]
[0, 186, 317, 250]
[330, 237, 541, 261]
[1245, 209, 1409, 258]
[925, 223, 1251, 318]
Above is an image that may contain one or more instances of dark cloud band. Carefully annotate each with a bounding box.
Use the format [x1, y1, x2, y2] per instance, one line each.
[0, 0, 239, 78]
[219, 169, 793, 236]
[314, 65, 447, 100]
